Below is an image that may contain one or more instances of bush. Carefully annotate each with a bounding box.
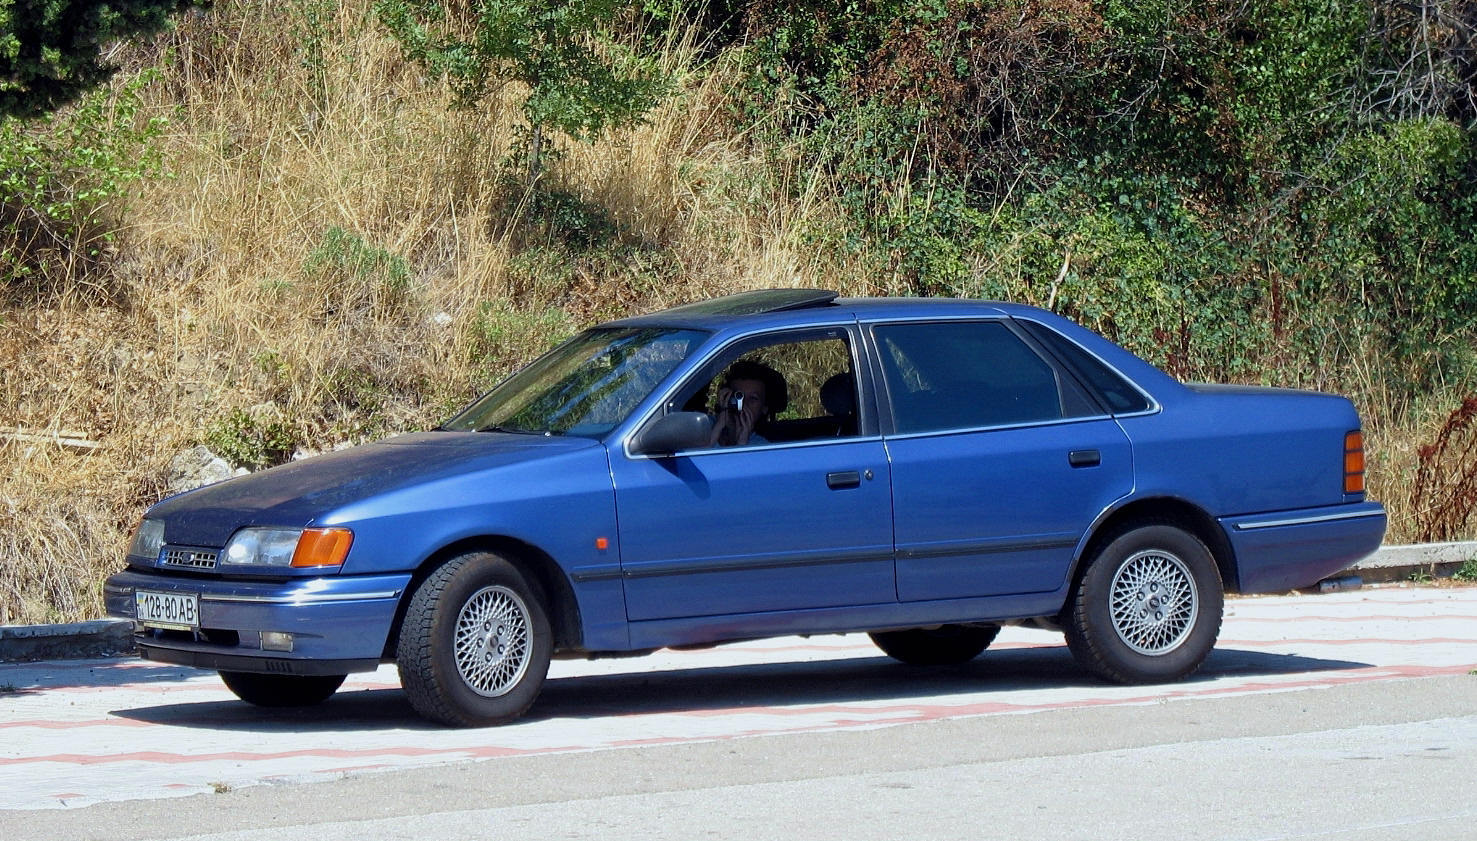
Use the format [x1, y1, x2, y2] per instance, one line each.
[1410, 397, 1477, 543]
[204, 407, 299, 470]
[729, 0, 1477, 397]
[0, 0, 200, 118]
[0, 70, 167, 297]
[301, 226, 413, 321]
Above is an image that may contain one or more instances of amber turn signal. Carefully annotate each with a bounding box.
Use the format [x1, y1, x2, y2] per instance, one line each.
[1343, 431, 1365, 494]
[291, 528, 354, 567]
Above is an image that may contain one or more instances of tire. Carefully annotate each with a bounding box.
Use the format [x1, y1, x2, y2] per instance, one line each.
[396, 552, 552, 727]
[869, 624, 1000, 665]
[1064, 523, 1223, 684]
[218, 671, 346, 707]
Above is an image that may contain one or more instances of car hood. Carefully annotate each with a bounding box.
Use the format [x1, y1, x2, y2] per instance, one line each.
[149, 431, 601, 547]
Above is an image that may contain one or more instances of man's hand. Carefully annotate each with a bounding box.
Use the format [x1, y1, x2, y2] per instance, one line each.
[708, 387, 735, 446]
[708, 386, 761, 446]
[734, 396, 760, 444]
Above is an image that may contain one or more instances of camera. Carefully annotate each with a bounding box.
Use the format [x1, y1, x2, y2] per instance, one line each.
[726, 393, 745, 413]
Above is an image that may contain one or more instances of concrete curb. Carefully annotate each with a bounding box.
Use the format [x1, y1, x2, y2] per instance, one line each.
[0, 619, 135, 663]
[1349, 540, 1477, 584]
[2, 542, 1475, 664]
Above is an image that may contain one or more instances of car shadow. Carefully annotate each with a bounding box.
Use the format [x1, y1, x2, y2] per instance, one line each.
[528, 645, 1368, 721]
[106, 645, 1371, 732]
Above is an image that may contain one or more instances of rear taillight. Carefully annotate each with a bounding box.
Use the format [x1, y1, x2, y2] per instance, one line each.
[1344, 431, 1365, 494]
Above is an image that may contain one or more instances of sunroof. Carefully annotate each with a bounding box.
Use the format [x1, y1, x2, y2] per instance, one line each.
[661, 289, 839, 316]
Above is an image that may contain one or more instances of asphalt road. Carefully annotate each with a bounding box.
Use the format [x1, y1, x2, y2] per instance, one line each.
[2, 585, 1475, 840]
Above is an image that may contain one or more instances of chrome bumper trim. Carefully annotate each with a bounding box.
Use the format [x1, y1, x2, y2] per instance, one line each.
[202, 590, 402, 605]
[1233, 510, 1384, 531]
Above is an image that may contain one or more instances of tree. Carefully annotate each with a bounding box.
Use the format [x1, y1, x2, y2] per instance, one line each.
[376, 0, 669, 187]
[0, 0, 201, 119]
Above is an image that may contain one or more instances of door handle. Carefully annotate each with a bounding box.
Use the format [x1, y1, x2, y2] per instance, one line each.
[826, 470, 862, 490]
[1069, 450, 1101, 468]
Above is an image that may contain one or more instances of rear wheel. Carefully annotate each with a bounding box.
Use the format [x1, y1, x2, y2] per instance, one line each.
[1065, 523, 1223, 684]
[218, 672, 346, 707]
[869, 624, 1000, 665]
[396, 552, 552, 727]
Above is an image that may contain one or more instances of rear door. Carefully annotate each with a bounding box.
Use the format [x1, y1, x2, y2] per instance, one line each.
[869, 319, 1134, 600]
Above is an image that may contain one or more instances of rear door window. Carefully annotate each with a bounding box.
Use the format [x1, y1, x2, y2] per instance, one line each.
[873, 321, 1093, 434]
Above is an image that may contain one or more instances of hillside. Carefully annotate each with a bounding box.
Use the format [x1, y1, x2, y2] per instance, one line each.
[3, 0, 1477, 623]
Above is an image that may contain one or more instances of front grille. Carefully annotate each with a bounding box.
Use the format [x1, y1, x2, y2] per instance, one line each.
[160, 546, 219, 570]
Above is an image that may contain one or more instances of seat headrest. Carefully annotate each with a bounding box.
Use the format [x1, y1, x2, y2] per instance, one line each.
[820, 372, 856, 417]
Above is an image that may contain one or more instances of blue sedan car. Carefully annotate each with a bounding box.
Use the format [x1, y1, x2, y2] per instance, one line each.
[105, 290, 1387, 725]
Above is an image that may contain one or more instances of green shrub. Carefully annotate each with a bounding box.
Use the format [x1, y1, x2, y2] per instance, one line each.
[204, 408, 299, 470]
[729, 0, 1477, 398]
[0, 69, 167, 295]
[376, 0, 671, 185]
[301, 226, 413, 320]
[0, 0, 200, 119]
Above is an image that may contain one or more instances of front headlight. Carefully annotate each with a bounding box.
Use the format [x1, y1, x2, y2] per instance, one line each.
[221, 528, 302, 567]
[220, 527, 353, 569]
[128, 518, 166, 560]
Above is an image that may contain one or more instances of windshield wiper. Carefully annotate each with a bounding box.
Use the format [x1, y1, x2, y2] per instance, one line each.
[478, 424, 537, 434]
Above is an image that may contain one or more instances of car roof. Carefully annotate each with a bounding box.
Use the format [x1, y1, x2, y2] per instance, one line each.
[605, 289, 1028, 331]
[600, 289, 1184, 400]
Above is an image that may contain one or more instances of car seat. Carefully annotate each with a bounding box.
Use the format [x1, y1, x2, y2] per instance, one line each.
[819, 372, 858, 436]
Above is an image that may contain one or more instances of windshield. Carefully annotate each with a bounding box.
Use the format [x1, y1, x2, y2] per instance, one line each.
[441, 327, 710, 437]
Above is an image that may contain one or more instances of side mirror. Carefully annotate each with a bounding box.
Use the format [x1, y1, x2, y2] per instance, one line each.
[630, 412, 712, 456]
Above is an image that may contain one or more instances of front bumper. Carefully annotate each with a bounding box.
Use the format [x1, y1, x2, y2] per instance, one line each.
[104, 569, 412, 675]
[1221, 501, 1388, 593]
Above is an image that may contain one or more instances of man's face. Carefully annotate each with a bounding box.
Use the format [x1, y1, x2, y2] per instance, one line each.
[728, 377, 767, 416]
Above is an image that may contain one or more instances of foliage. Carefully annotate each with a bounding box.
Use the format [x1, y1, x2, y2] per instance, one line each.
[288, 0, 337, 106]
[1410, 397, 1477, 543]
[1454, 559, 1477, 582]
[0, 69, 167, 293]
[730, 0, 1477, 392]
[301, 226, 413, 321]
[203, 407, 299, 470]
[375, 0, 671, 182]
[0, 0, 202, 118]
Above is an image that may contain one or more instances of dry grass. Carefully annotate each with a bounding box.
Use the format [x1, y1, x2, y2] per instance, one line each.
[0, 0, 866, 623]
[0, 0, 1460, 624]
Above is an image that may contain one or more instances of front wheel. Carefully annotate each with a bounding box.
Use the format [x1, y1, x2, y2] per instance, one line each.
[869, 624, 1000, 665]
[1064, 523, 1223, 684]
[218, 672, 346, 707]
[396, 552, 552, 727]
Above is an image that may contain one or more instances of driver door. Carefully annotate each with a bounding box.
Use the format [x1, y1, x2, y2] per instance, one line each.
[608, 327, 896, 621]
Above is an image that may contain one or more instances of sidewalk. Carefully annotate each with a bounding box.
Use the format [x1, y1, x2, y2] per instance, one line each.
[2, 586, 1475, 811]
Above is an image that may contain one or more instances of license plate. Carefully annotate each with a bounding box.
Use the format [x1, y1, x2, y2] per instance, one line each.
[134, 590, 199, 630]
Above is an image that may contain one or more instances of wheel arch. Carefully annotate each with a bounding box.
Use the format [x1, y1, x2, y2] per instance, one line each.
[383, 535, 584, 659]
[1071, 497, 1239, 597]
